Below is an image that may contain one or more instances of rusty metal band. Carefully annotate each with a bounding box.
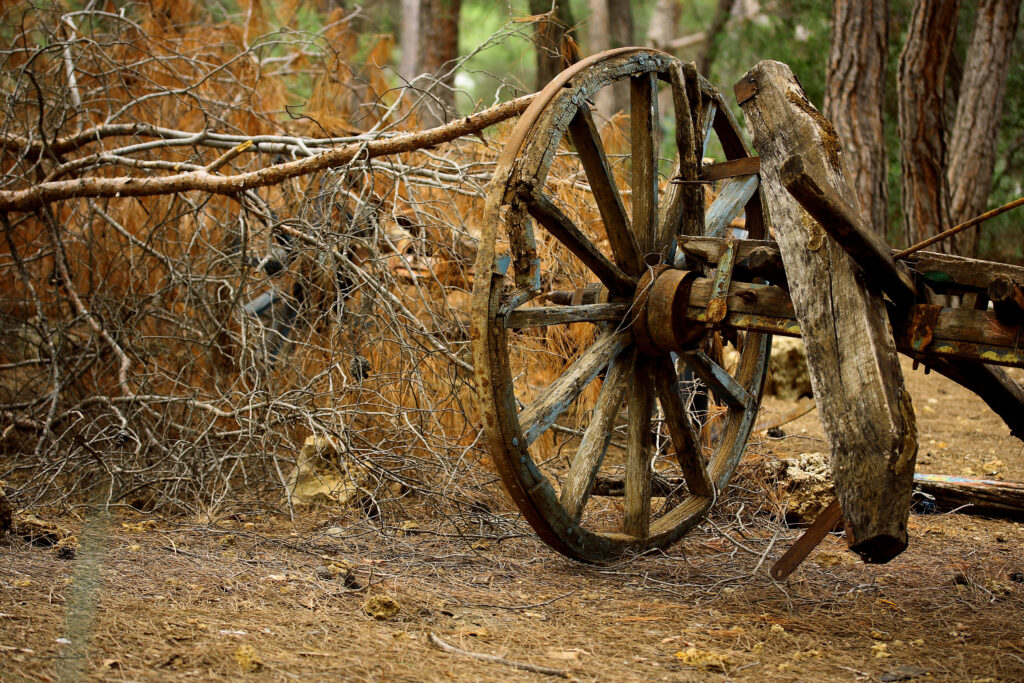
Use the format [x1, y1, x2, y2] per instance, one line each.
[631, 266, 671, 355]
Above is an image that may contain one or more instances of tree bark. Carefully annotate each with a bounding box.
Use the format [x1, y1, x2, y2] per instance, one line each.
[825, 0, 890, 236]
[590, 0, 633, 119]
[410, 0, 461, 127]
[897, 0, 961, 252]
[646, 0, 681, 51]
[946, 0, 1021, 256]
[529, 0, 579, 91]
[697, 0, 738, 78]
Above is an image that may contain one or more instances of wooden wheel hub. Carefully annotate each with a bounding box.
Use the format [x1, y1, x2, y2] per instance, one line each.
[632, 268, 707, 355]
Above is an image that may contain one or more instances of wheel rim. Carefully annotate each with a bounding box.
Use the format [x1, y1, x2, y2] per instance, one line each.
[472, 49, 770, 563]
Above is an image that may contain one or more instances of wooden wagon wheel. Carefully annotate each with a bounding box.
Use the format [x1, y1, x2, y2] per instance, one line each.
[471, 48, 771, 563]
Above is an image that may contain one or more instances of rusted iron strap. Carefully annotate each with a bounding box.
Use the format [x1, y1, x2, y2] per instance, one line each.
[770, 498, 843, 581]
[705, 239, 737, 324]
[907, 304, 942, 352]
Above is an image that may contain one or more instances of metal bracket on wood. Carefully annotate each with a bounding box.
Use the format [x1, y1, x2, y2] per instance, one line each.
[733, 75, 759, 105]
[704, 238, 737, 325]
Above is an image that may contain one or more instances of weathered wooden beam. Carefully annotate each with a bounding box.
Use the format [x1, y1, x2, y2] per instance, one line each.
[678, 235, 1024, 295]
[738, 60, 917, 564]
[913, 474, 1024, 518]
[779, 155, 916, 307]
[593, 473, 1024, 521]
[988, 274, 1024, 326]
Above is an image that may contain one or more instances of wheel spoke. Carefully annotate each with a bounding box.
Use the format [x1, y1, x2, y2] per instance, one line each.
[680, 350, 750, 411]
[624, 355, 654, 538]
[568, 106, 643, 274]
[704, 174, 759, 238]
[504, 302, 629, 329]
[517, 329, 631, 447]
[659, 62, 705, 248]
[559, 350, 633, 520]
[652, 354, 712, 497]
[700, 100, 718, 158]
[630, 72, 659, 253]
[524, 192, 636, 295]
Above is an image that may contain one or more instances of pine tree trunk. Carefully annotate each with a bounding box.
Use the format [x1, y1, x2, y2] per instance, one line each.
[825, 0, 889, 237]
[529, 0, 578, 90]
[897, 0, 961, 252]
[946, 0, 1021, 256]
[591, 0, 633, 119]
[647, 0, 681, 51]
[697, 0, 737, 78]
[416, 0, 461, 127]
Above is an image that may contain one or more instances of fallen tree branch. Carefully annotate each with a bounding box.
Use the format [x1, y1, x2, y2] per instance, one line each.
[427, 632, 572, 679]
[0, 94, 535, 213]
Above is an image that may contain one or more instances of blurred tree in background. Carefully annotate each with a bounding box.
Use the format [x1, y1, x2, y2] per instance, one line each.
[381, 0, 1023, 260]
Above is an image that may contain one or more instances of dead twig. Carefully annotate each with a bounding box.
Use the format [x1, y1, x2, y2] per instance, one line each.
[427, 632, 573, 679]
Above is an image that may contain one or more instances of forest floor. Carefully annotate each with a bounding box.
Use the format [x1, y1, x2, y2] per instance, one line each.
[2, 358, 1023, 682]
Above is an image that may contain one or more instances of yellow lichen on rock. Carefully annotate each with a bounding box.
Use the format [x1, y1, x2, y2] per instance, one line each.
[674, 647, 732, 671]
[363, 595, 401, 620]
[234, 645, 262, 672]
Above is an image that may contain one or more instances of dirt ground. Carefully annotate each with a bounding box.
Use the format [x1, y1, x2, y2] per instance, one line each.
[2, 358, 1023, 682]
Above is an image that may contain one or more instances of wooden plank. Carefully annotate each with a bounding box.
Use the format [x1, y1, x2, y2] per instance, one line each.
[680, 235, 1024, 295]
[779, 155, 915, 307]
[906, 251, 1024, 293]
[559, 351, 632, 520]
[524, 193, 636, 295]
[913, 473, 1024, 518]
[704, 175, 759, 238]
[518, 329, 630, 447]
[699, 156, 760, 181]
[651, 354, 712, 497]
[504, 303, 629, 329]
[738, 60, 917, 564]
[624, 355, 654, 538]
[630, 72, 659, 253]
[567, 107, 642, 274]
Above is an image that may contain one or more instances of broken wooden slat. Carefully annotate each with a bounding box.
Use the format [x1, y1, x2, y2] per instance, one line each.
[738, 60, 917, 564]
[699, 156, 760, 181]
[771, 498, 843, 581]
[704, 175, 759, 238]
[517, 329, 630, 447]
[503, 303, 629, 329]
